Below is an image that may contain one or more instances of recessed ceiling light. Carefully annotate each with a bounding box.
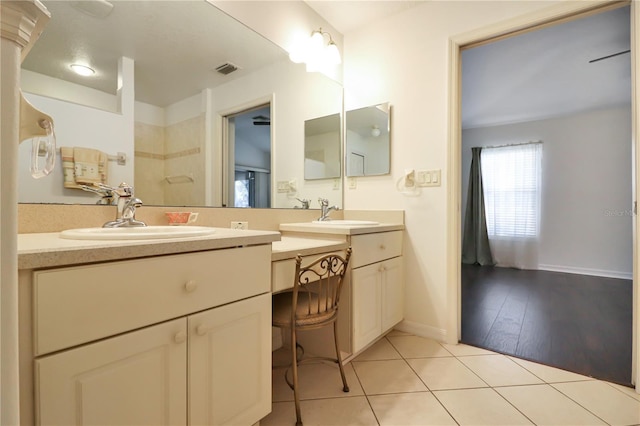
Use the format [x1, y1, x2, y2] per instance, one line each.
[70, 64, 95, 76]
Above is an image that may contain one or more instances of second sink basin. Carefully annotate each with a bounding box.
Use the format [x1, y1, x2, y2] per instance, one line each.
[311, 220, 379, 226]
[59, 226, 217, 240]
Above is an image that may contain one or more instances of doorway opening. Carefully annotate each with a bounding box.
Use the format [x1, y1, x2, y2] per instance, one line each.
[457, 4, 634, 385]
[223, 103, 272, 208]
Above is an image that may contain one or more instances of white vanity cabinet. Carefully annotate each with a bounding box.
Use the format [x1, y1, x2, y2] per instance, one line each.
[351, 231, 404, 353]
[278, 222, 405, 360]
[22, 241, 274, 426]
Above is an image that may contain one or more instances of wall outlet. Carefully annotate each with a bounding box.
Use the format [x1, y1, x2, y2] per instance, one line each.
[231, 221, 248, 230]
[348, 177, 357, 189]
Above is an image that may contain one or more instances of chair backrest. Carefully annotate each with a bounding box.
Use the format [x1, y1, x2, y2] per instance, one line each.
[292, 247, 352, 324]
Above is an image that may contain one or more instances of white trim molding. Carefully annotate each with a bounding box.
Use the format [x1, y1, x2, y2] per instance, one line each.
[395, 320, 448, 342]
[538, 264, 633, 280]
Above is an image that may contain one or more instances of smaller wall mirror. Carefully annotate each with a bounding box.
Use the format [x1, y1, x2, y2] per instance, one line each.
[304, 113, 341, 180]
[346, 102, 391, 176]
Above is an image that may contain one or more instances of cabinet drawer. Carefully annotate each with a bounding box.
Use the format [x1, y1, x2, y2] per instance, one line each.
[34, 245, 271, 356]
[272, 250, 346, 293]
[351, 231, 402, 268]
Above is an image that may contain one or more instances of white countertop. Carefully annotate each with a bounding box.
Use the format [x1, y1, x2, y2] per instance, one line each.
[279, 222, 404, 235]
[271, 236, 348, 261]
[18, 228, 280, 270]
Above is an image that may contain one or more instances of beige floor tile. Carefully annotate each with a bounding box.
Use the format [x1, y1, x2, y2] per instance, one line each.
[386, 329, 411, 337]
[407, 357, 488, 390]
[434, 388, 533, 425]
[354, 338, 402, 361]
[458, 354, 543, 387]
[553, 380, 640, 425]
[496, 384, 605, 425]
[272, 362, 363, 402]
[260, 401, 296, 426]
[352, 359, 427, 395]
[606, 381, 640, 401]
[441, 342, 497, 356]
[261, 397, 378, 426]
[369, 392, 457, 425]
[387, 335, 453, 358]
[508, 356, 594, 383]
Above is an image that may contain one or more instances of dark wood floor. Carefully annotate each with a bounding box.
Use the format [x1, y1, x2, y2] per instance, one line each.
[461, 264, 633, 385]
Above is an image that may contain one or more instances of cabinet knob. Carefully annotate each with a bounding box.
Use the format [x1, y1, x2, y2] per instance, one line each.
[184, 280, 197, 293]
[196, 325, 209, 336]
[378, 265, 386, 273]
[379, 244, 386, 250]
[174, 331, 187, 344]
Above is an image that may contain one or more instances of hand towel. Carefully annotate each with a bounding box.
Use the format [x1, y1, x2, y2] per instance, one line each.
[61, 146, 109, 189]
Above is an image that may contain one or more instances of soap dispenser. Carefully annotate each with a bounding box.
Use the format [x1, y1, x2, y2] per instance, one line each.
[19, 92, 56, 178]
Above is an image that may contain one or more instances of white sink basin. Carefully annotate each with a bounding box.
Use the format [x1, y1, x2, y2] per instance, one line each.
[59, 226, 216, 240]
[311, 220, 379, 226]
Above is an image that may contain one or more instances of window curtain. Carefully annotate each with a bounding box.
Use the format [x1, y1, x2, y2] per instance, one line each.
[462, 147, 494, 265]
[481, 142, 542, 269]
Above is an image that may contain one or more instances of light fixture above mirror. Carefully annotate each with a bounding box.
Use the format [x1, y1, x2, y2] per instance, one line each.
[289, 28, 341, 73]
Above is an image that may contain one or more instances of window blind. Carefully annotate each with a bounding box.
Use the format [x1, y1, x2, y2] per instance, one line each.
[481, 143, 542, 238]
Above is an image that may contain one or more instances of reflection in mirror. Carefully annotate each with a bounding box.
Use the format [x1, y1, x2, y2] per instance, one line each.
[345, 102, 391, 177]
[304, 113, 341, 180]
[17, 0, 343, 209]
[226, 104, 271, 208]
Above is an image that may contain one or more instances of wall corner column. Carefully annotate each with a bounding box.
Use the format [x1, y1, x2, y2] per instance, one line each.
[0, 2, 49, 424]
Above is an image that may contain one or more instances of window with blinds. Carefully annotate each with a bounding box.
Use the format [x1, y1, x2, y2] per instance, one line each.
[481, 143, 542, 238]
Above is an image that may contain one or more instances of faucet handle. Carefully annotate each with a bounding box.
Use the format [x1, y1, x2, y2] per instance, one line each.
[318, 198, 329, 207]
[97, 182, 132, 197]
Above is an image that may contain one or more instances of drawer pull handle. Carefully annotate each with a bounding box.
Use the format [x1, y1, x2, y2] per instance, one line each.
[378, 265, 386, 273]
[196, 325, 209, 336]
[184, 280, 197, 293]
[174, 331, 187, 344]
[379, 244, 386, 250]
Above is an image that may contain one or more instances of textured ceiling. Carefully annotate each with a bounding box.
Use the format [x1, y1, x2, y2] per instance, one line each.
[462, 5, 631, 129]
[22, 1, 287, 107]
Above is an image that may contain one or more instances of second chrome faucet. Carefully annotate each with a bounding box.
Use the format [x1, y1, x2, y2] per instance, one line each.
[318, 198, 339, 221]
[82, 182, 147, 228]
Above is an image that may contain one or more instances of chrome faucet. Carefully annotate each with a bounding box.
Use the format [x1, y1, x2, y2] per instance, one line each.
[96, 182, 147, 228]
[318, 198, 340, 221]
[295, 198, 310, 209]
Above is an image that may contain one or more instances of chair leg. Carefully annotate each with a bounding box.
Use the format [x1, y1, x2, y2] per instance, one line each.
[291, 327, 303, 426]
[333, 321, 349, 393]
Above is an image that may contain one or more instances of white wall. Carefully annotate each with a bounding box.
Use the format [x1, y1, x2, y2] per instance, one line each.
[342, 1, 567, 340]
[462, 106, 632, 279]
[209, 58, 343, 208]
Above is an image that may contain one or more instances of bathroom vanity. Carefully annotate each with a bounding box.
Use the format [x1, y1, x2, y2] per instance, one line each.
[17, 228, 280, 426]
[279, 217, 405, 360]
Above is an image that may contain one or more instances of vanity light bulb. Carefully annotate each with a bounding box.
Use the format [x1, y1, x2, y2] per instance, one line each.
[70, 64, 95, 76]
[325, 42, 341, 66]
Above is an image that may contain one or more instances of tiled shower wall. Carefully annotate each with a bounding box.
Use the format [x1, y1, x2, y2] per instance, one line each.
[134, 114, 205, 206]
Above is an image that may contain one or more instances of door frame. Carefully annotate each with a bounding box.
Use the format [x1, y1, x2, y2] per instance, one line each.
[446, 0, 639, 386]
[217, 95, 274, 207]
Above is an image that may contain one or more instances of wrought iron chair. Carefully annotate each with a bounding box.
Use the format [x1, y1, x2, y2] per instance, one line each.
[271, 248, 352, 426]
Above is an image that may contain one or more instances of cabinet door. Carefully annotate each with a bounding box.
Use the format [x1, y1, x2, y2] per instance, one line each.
[381, 256, 404, 332]
[35, 318, 187, 426]
[189, 293, 271, 426]
[352, 263, 382, 353]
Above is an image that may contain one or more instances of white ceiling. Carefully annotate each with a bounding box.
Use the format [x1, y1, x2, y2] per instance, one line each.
[23, 1, 631, 129]
[22, 1, 288, 107]
[304, 0, 424, 34]
[462, 5, 631, 129]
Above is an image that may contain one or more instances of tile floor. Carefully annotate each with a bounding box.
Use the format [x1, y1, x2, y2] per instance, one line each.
[262, 330, 640, 426]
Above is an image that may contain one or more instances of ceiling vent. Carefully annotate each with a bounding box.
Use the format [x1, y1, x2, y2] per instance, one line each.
[214, 62, 240, 75]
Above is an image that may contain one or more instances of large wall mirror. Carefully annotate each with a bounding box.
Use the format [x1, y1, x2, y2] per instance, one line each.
[304, 113, 341, 180]
[345, 102, 391, 177]
[18, 1, 343, 209]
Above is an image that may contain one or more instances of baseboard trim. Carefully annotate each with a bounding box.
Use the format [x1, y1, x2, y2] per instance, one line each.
[538, 264, 632, 280]
[395, 320, 447, 342]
